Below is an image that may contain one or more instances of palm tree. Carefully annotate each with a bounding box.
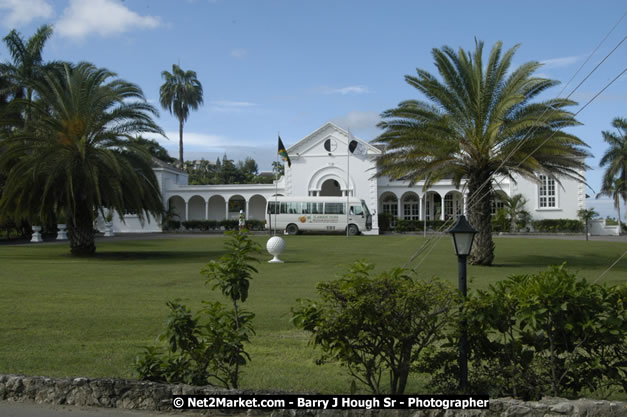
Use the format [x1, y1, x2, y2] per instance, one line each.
[577, 208, 598, 241]
[0, 24, 64, 125]
[373, 40, 589, 265]
[598, 117, 626, 225]
[596, 177, 624, 234]
[159, 64, 203, 167]
[500, 193, 530, 232]
[0, 63, 165, 256]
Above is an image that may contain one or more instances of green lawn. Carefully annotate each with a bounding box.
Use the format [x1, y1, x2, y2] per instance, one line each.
[0, 234, 625, 394]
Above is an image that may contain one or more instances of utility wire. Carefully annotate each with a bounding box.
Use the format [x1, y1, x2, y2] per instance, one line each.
[402, 28, 626, 269]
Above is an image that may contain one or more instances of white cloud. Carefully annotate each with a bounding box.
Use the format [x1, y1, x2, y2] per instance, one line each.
[230, 48, 248, 58]
[540, 55, 582, 69]
[320, 85, 370, 95]
[332, 111, 381, 131]
[210, 100, 256, 113]
[0, 0, 53, 27]
[56, 0, 160, 40]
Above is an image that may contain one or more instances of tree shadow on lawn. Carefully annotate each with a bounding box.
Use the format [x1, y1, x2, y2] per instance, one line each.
[492, 252, 626, 271]
[92, 249, 224, 262]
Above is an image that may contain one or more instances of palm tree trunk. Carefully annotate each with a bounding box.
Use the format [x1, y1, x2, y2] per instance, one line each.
[179, 119, 184, 168]
[467, 171, 495, 265]
[68, 208, 96, 256]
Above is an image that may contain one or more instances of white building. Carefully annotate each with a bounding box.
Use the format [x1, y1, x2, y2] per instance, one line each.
[109, 122, 586, 234]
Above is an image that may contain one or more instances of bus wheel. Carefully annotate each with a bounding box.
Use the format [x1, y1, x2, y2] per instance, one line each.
[286, 224, 299, 235]
[347, 224, 359, 236]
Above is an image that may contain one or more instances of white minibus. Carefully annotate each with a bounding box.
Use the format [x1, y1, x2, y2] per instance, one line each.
[266, 197, 372, 235]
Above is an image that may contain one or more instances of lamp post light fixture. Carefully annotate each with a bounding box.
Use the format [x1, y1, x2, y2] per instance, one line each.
[447, 215, 477, 391]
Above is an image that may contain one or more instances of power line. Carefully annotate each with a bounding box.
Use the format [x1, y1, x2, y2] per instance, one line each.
[401, 29, 626, 268]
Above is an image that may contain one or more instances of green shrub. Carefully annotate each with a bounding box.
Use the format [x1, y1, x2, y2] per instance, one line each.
[165, 220, 181, 231]
[532, 219, 583, 233]
[291, 261, 459, 394]
[377, 213, 392, 232]
[421, 264, 627, 399]
[220, 219, 238, 230]
[245, 219, 265, 231]
[136, 231, 261, 389]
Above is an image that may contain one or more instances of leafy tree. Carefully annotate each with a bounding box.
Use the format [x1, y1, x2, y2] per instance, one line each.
[373, 40, 589, 265]
[129, 136, 177, 164]
[292, 261, 458, 394]
[159, 64, 203, 167]
[0, 63, 164, 256]
[272, 160, 284, 177]
[577, 208, 598, 241]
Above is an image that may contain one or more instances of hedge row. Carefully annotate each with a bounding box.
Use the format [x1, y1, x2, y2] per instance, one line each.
[165, 219, 266, 232]
[380, 213, 587, 234]
[531, 219, 583, 233]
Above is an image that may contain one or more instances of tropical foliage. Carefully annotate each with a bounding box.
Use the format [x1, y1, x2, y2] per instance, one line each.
[577, 208, 599, 241]
[159, 64, 204, 167]
[137, 231, 261, 388]
[598, 117, 627, 232]
[0, 24, 65, 126]
[373, 40, 589, 265]
[421, 265, 627, 399]
[184, 155, 272, 185]
[292, 261, 458, 394]
[0, 63, 165, 255]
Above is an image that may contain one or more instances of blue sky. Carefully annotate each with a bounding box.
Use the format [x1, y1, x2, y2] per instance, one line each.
[0, 0, 625, 217]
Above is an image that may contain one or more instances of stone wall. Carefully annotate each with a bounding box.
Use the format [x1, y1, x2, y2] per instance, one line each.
[1, 374, 625, 416]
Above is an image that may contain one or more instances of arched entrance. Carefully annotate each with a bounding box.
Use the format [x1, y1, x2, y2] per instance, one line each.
[208, 195, 226, 221]
[320, 179, 342, 196]
[248, 195, 267, 220]
[188, 195, 206, 220]
[167, 196, 186, 221]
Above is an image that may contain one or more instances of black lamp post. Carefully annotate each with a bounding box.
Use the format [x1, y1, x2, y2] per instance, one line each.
[447, 215, 477, 391]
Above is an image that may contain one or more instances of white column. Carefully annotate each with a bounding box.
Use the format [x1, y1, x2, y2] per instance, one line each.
[206, 197, 210, 220]
[397, 197, 402, 221]
[245, 199, 249, 220]
[463, 195, 467, 215]
[419, 195, 423, 220]
[225, 200, 229, 220]
[184, 200, 189, 221]
[440, 196, 445, 220]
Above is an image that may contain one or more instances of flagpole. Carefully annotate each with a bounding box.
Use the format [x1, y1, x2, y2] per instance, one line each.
[346, 130, 350, 238]
[274, 132, 279, 236]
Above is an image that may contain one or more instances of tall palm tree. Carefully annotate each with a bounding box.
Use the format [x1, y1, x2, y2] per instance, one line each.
[0, 63, 165, 256]
[159, 64, 203, 167]
[577, 208, 598, 241]
[0, 24, 64, 125]
[598, 117, 627, 216]
[596, 177, 624, 234]
[374, 40, 589, 265]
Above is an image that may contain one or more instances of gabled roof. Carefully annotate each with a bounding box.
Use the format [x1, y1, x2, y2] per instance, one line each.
[287, 121, 382, 156]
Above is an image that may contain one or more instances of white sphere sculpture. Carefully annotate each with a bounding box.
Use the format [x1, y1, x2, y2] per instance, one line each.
[266, 236, 286, 263]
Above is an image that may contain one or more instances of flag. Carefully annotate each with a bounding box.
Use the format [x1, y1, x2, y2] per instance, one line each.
[278, 136, 291, 167]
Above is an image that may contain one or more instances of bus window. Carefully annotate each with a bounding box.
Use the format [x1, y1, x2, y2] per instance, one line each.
[280, 202, 301, 214]
[324, 202, 345, 214]
[351, 205, 363, 215]
[268, 201, 279, 214]
[306, 202, 323, 214]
